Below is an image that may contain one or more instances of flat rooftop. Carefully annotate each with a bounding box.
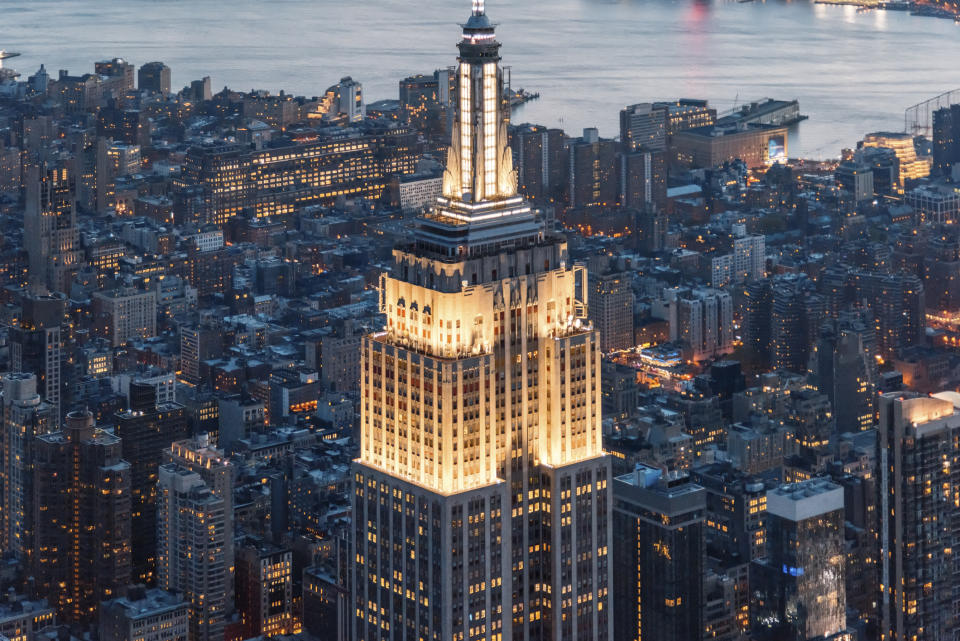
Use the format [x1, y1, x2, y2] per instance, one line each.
[767, 478, 844, 521]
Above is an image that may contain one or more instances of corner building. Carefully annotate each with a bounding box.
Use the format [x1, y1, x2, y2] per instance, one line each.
[353, 3, 613, 640]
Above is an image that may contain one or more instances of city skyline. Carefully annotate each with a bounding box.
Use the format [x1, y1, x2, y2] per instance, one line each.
[4, 0, 960, 155]
[1, 0, 960, 641]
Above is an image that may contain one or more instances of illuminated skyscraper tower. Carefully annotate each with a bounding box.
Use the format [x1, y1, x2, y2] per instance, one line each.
[353, 3, 613, 640]
[32, 410, 131, 624]
[0, 373, 54, 562]
[24, 159, 80, 294]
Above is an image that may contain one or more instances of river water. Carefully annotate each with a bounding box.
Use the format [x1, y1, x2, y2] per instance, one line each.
[2, 0, 959, 156]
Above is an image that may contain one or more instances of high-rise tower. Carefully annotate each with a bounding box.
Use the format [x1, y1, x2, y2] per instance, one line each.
[115, 382, 189, 585]
[11, 293, 66, 425]
[353, 3, 613, 640]
[879, 392, 960, 641]
[32, 410, 132, 624]
[24, 159, 80, 294]
[163, 434, 235, 616]
[0, 373, 54, 562]
[157, 464, 228, 641]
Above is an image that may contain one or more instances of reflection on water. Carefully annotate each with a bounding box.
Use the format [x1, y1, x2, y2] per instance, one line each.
[2, 0, 959, 156]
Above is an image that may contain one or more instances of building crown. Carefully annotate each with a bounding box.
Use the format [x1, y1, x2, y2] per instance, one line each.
[414, 1, 543, 258]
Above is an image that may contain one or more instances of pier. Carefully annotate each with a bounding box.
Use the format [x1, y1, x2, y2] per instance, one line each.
[717, 98, 808, 128]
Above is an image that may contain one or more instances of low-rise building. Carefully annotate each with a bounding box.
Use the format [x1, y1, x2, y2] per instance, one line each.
[99, 587, 188, 641]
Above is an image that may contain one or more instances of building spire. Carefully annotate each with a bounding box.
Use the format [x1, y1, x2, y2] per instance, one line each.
[417, 0, 541, 257]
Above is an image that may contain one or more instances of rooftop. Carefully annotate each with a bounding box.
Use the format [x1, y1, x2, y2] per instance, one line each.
[767, 477, 844, 521]
[102, 587, 187, 619]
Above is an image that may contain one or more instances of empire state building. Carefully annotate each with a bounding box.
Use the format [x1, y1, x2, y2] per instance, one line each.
[353, 2, 613, 640]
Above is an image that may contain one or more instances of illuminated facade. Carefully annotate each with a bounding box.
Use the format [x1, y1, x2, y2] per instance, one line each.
[163, 434, 235, 614]
[24, 160, 81, 294]
[115, 382, 189, 585]
[32, 410, 132, 624]
[0, 600, 55, 641]
[99, 586, 189, 641]
[105, 142, 141, 176]
[672, 124, 787, 168]
[316, 76, 365, 123]
[179, 127, 418, 225]
[353, 3, 613, 640]
[157, 464, 228, 641]
[0, 373, 54, 563]
[750, 479, 850, 641]
[236, 544, 295, 638]
[878, 392, 960, 641]
[612, 466, 705, 641]
[861, 132, 931, 190]
[399, 70, 454, 134]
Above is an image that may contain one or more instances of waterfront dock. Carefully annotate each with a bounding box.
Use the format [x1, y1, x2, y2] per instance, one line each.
[813, 0, 958, 19]
[508, 87, 540, 108]
[718, 98, 808, 128]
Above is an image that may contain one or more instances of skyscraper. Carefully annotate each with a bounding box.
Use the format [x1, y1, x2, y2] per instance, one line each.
[612, 465, 705, 641]
[92, 288, 158, 347]
[319, 76, 365, 123]
[0, 373, 54, 562]
[138, 62, 171, 95]
[741, 278, 773, 369]
[711, 232, 765, 289]
[352, 3, 612, 639]
[511, 123, 566, 204]
[11, 294, 67, 426]
[850, 270, 925, 359]
[115, 381, 189, 584]
[770, 276, 824, 374]
[163, 434, 235, 614]
[807, 311, 878, 434]
[157, 464, 228, 641]
[235, 543, 294, 638]
[589, 270, 634, 353]
[666, 287, 735, 362]
[750, 479, 849, 641]
[23, 160, 80, 294]
[94, 58, 135, 91]
[619, 149, 666, 212]
[399, 70, 455, 135]
[923, 225, 960, 316]
[933, 104, 960, 177]
[32, 410, 132, 624]
[567, 128, 619, 209]
[619, 103, 667, 152]
[879, 392, 960, 641]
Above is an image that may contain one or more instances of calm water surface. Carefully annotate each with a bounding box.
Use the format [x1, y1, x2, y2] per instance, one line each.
[2, 0, 959, 156]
